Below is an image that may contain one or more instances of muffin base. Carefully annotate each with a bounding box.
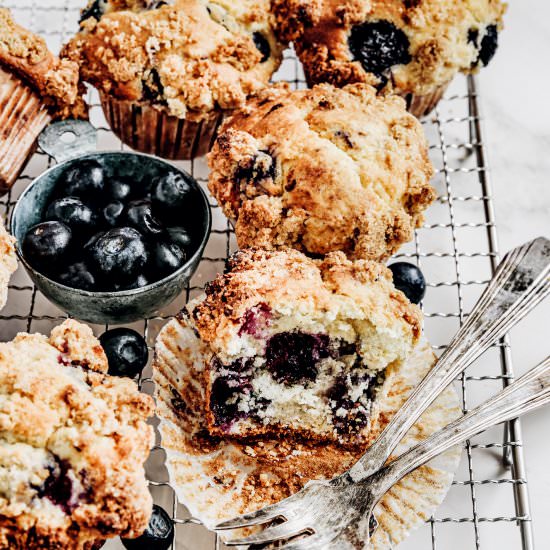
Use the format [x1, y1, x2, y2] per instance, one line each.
[101, 93, 224, 160]
[401, 82, 450, 119]
[0, 68, 52, 193]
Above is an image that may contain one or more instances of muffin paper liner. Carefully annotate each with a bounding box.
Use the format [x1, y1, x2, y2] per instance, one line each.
[403, 82, 450, 119]
[153, 318, 462, 549]
[0, 68, 52, 193]
[100, 93, 224, 160]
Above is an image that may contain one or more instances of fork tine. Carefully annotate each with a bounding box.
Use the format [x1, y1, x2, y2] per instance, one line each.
[215, 502, 288, 530]
[278, 533, 330, 550]
[223, 520, 307, 546]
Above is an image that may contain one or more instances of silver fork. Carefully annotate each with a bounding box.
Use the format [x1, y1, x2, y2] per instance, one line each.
[216, 236, 550, 547]
[224, 355, 550, 549]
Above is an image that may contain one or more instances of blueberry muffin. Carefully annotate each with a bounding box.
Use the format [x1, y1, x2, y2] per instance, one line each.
[0, 320, 155, 549]
[208, 83, 435, 261]
[170, 248, 421, 446]
[63, 0, 285, 159]
[0, 216, 16, 312]
[0, 9, 86, 192]
[272, 0, 506, 117]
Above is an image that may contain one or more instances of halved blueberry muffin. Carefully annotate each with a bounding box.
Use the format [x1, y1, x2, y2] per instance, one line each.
[272, 0, 506, 117]
[208, 83, 435, 261]
[0, 320, 154, 549]
[63, 0, 285, 159]
[176, 248, 421, 446]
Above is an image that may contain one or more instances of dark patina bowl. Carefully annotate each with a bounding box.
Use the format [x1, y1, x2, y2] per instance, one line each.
[11, 144, 211, 324]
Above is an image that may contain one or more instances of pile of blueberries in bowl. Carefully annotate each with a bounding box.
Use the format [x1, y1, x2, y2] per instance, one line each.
[11, 152, 211, 324]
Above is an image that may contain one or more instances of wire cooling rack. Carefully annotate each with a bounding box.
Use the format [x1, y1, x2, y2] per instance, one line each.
[1, 2, 536, 550]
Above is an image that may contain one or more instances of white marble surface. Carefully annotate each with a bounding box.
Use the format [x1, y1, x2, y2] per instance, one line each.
[479, 0, 550, 547]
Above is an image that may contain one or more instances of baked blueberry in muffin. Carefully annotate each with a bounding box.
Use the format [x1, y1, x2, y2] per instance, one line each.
[63, 0, 285, 159]
[176, 248, 421, 445]
[272, 0, 506, 117]
[208, 83, 435, 261]
[0, 320, 154, 549]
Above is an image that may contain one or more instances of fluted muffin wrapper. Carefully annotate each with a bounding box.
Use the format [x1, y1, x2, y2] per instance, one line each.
[402, 82, 451, 119]
[153, 318, 462, 550]
[0, 67, 52, 193]
[100, 93, 224, 160]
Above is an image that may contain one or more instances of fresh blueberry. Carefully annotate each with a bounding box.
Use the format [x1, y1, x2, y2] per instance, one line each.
[121, 504, 174, 550]
[106, 177, 133, 202]
[166, 226, 192, 252]
[349, 20, 411, 77]
[57, 159, 105, 199]
[388, 262, 426, 304]
[118, 274, 150, 291]
[23, 222, 72, 273]
[149, 241, 186, 279]
[99, 328, 149, 378]
[252, 31, 271, 62]
[102, 201, 125, 227]
[86, 227, 147, 284]
[151, 172, 194, 218]
[45, 197, 96, 236]
[125, 200, 164, 237]
[57, 262, 96, 291]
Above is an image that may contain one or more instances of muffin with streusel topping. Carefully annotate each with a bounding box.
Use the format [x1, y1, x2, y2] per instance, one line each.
[63, 0, 285, 159]
[162, 247, 421, 446]
[0, 319, 155, 549]
[272, 0, 506, 117]
[0, 9, 86, 192]
[208, 82, 435, 261]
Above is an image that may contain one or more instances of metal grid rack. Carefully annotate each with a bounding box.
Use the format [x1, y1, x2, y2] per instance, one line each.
[0, 2, 535, 549]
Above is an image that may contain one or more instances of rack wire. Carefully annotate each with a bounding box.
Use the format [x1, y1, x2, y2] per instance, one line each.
[1, 3, 535, 549]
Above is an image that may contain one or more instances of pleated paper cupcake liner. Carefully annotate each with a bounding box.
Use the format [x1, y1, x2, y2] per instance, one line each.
[0, 67, 52, 193]
[100, 93, 224, 161]
[402, 82, 451, 119]
[153, 317, 462, 550]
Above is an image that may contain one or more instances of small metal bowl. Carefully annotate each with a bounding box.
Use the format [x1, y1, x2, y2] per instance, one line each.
[11, 121, 211, 324]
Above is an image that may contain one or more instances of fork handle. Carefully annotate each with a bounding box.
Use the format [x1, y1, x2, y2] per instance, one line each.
[375, 356, 550, 496]
[348, 237, 550, 483]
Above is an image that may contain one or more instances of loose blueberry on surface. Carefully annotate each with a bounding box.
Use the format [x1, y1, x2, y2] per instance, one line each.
[23, 222, 72, 273]
[149, 241, 186, 278]
[166, 226, 192, 252]
[106, 177, 133, 202]
[99, 328, 149, 378]
[57, 159, 105, 199]
[57, 262, 96, 291]
[121, 504, 174, 550]
[252, 31, 271, 62]
[45, 197, 96, 236]
[125, 200, 164, 237]
[151, 172, 194, 217]
[388, 262, 426, 304]
[102, 201, 125, 227]
[266, 331, 331, 385]
[349, 20, 411, 77]
[86, 227, 147, 284]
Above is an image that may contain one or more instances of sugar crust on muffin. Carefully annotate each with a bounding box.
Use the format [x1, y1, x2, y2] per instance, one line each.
[272, 0, 506, 98]
[0, 217, 16, 313]
[208, 82, 435, 261]
[179, 248, 422, 445]
[0, 320, 155, 549]
[0, 9, 86, 119]
[63, 0, 285, 120]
